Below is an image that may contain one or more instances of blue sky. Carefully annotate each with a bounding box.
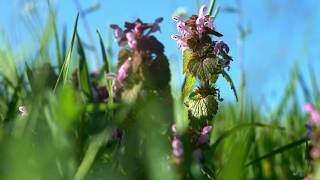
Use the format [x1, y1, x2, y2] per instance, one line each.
[1, 0, 319, 110]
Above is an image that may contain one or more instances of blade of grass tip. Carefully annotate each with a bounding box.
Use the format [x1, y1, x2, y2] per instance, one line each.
[212, 5, 220, 20]
[308, 64, 320, 101]
[297, 70, 311, 102]
[53, 14, 79, 93]
[62, 26, 67, 64]
[96, 30, 109, 73]
[245, 138, 307, 167]
[208, 0, 216, 16]
[48, 1, 62, 68]
[97, 29, 114, 104]
[74, 128, 110, 180]
[76, 33, 92, 98]
[25, 63, 34, 91]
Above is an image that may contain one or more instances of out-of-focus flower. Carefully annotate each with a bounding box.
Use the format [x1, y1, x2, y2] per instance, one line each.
[126, 32, 137, 49]
[305, 103, 320, 124]
[171, 123, 184, 164]
[198, 125, 212, 145]
[110, 24, 125, 40]
[214, 40, 230, 55]
[112, 59, 131, 93]
[18, 106, 27, 117]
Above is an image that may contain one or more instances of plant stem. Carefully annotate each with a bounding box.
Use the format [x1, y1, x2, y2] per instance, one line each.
[74, 128, 110, 180]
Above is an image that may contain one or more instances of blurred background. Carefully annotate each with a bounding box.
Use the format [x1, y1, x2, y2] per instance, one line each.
[0, 0, 319, 111]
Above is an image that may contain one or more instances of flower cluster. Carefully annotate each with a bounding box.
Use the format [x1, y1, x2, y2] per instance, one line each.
[171, 5, 231, 68]
[109, 18, 165, 95]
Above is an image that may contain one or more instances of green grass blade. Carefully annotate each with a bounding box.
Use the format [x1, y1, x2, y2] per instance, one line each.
[245, 138, 307, 167]
[222, 70, 238, 101]
[48, 1, 62, 68]
[182, 74, 196, 100]
[96, 30, 109, 73]
[208, 0, 216, 16]
[53, 14, 79, 92]
[76, 33, 92, 98]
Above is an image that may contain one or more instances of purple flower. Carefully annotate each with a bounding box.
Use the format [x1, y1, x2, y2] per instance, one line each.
[305, 103, 320, 125]
[149, 17, 163, 33]
[214, 40, 230, 55]
[134, 23, 143, 33]
[172, 137, 184, 157]
[172, 16, 189, 37]
[110, 24, 125, 40]
[171, 34, 188, 52]
[198, 125, 212, 145]
[126, 32, 137, 49]
[112, 60, 131, 93]
[196, 5, 207, 33]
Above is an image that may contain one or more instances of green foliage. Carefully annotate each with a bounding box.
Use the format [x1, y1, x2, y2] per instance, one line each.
[188, 94, 218, 120]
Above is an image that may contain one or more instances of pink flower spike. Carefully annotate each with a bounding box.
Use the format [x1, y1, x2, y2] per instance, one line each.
[311, 111, 320, 124]
[305, 103, 315, 113]
[126, 32, 137, 49]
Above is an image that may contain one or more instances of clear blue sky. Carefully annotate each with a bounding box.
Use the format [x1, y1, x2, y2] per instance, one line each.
[1, 0, 320, 110]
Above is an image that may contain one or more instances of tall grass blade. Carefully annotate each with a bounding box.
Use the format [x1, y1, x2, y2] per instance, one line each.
[54, 14, 79, 92]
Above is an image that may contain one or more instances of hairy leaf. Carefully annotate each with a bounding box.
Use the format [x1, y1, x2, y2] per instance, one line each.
[188, 94, 218, 120]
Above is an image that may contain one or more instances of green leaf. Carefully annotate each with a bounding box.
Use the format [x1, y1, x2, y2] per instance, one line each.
[182, 74, 196, 99]
[245, 138, 307, 167]
[188, 57, 217, 81]
[222, 70, 238, 101]
[120, 82, 143, 104]
[183, 50, 193, 74]
[76, 33, 93, 98]
[53, 14, 79, 92]
[48, 2, 62, 68]
[96, 30, 109, 73]
[149, 55, 171, 89]
[188, 94, 218, 120]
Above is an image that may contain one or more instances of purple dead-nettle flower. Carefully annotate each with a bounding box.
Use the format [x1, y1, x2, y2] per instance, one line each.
[305, 103, 320, 125]
[112, 59, 131, 93]
[126, 32, 137, 49]
[110, 24, 125, 40]
[134, 23, 143, 33]
[149, 17, 163, 33]
[172, 16, 189, 37]
[196, 5, 207, 33]
[171, 34, 188, 52]
[214, 40, 230, 55]
[172, 137, 184, 158]
[198, 125, 213, 145]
